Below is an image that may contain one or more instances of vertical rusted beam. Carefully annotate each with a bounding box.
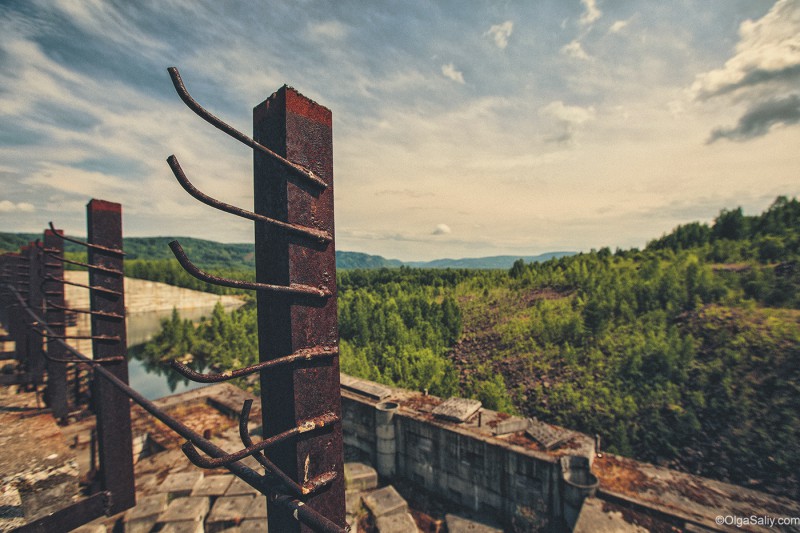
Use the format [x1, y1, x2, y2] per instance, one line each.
[44, 229, 69, 419]
[16, 248, 30, 367]
[87, 199, 135, 514]
[254, 87, 345, 531]
[28, 239, 45, 384]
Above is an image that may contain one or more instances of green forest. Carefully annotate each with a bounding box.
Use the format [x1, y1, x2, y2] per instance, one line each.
[139, 196, 799, 499]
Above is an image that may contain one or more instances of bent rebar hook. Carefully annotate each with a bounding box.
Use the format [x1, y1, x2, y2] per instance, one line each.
[168, 240, 331, 298]
[170, 345, 336, 383]
[167, 67, 327, 190]
[166, 156, 331, 244]
[181, 406, 338, 469]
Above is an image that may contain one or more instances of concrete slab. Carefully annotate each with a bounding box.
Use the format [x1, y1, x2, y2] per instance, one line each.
[362, 485, 408, 519]
[492, 416, 528, 436]
[124, 493, 168, 533]
[243, 495, 268, 520]
[224, 476, 259, 497]
[191, 474, 233, 497]
[72, 524, 107, 533]
[525, 418, 572, 450]
[446, 513, 504, 532]
[157, 471, 203, 500]
[206, 495, 256, 533]
[573, 497, 648, 533]
[156, 496, 210, 525]
[240, 519, 268, 533]
[432, 397, 482, 423]
[341, 374, 392, 400]
[159, 522, 205, 533]
[375, 512, 418, 533]
[345, 462, 378, 492]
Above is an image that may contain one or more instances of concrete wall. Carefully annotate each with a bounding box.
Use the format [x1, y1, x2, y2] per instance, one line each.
[341, 385, 595, 532]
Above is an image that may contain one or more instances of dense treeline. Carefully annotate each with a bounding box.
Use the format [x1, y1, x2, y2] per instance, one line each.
[140, 196, 799, 498]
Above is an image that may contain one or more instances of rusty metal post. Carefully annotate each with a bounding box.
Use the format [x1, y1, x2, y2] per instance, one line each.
[43, 229, 69, 419]
[28, 239, 46, 384]
[16, 248, 30, 369]
[87, 199, 135, 514]
[254, 87, 346, 531]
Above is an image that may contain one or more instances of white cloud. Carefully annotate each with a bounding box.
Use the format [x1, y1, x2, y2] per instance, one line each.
[609, 19, 631, 34]
[486, 21, 513, 49]
[307, 20, 348, 41]
[0, 200, 35, 213]
[433, 224, 452, 235]
[540, 101, 595, 125]
[579, 0, 602, 26]
[691, 0, 800, 100]
[441, 63, 465, 84]
[561, 40, 590, 61]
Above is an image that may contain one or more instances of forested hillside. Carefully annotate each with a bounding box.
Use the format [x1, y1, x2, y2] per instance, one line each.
[140, 196, 799, 499]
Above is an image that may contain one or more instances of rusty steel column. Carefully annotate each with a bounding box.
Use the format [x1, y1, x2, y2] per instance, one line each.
[43, 228, 69, 419]
[28, 239, 46, 384]
[87, 199, 135, 514]
[254, 87, 346, 531]
[16, 247, 30, 368]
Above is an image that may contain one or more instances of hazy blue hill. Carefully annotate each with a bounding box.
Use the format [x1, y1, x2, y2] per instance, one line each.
[2, 232, 572, 271]
[406, 252, 575, 269]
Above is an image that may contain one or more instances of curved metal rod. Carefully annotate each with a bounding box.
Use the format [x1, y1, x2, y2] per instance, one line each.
[169, 240, 330, 298]
[238, 400, 336, 496]
[43, 252, 123, 275]
[170, 346, 336, 383]
[30, 325, 120, 343]
[48, 223, 125, 256]
[43, 274, 122, 297]
[44, 300, 123, 320]
[167, 155, 331, 244]
[167, 67, 327, 191]
[182, 410, 339, 469]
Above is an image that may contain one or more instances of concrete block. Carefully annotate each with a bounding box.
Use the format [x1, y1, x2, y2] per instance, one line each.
[243, 495, 268, 520]
[224, 476, 259, 497]
[492, 417, 528, 436]
[159, 522, 204, 533]
[240, 519, 268, 533]
[432, 398, 481, 422]
[157, 471, 203, 500]
[191, 474, 233, 497]
[124, 493, 168, 533]
[346, 489, 364, 514]
[206, 495, 256, 533]
[156, 496, 210, 526]
[345, 462, 378, 491]
[446, 513, 504, 532]
[375, 512, 418, 533]
[72, 524, 107, 533]
[362, 485, 408, 519]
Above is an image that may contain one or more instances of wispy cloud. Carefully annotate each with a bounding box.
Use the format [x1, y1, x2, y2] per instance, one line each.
[561, 40, 590, 61]
[579, 0, 602, 27]
[441, 63, 465, 84]
[486, 21, 513, 49]
[0, 200, 35, 213]
[307, 20, 348, 41]
[609, 18, 632, 34]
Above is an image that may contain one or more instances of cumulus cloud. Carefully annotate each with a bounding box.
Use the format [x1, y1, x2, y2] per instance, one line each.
[579, 0, 602, 26]
[441, 63, 465, 84]
[0, 200, 35, 213]
[561, 40, 590, 61]
[433, 223, 452, 235]
[486, 21, 513, 49]
[539, 101, 595, 143]
[692, 0, 800, 141]
[707, 94, 800, 143]
[692, 0, 800, 100]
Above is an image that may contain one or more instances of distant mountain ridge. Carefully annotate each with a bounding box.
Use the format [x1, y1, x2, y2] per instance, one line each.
[0, 232, 573, 270]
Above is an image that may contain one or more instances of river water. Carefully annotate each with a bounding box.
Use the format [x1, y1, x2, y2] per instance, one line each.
[126, 306, 227, 400]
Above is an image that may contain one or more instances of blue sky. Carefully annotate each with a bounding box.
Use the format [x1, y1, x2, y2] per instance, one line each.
[1, 0, 799, 261]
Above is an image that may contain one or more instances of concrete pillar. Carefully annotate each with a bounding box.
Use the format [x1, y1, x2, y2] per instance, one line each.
[375, 401, 398, 478]
[560, 455, 598, 530]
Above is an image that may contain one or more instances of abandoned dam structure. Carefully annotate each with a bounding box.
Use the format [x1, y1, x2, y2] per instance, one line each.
[2, 67, 800, 533]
